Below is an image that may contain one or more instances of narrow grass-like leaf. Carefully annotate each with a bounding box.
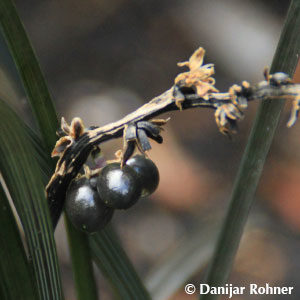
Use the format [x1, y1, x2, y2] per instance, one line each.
[90, 226, 151, 300]
[65, 217, 98, 300]
[24, 126, 53, 183]
[0, 184, 38, 300]
[146, 222, 218, 300]
[0, 0, 64, 223]
[0, 2, 159, 297]
[1, 98, 99, 299]
[201, 1, 300, 299]
[0, 1, 102, 298]
[0, 100, 63, 300]
[0, 0, 58, 152]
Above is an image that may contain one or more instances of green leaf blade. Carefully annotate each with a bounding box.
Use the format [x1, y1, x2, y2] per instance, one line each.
[65, 217, 98, 300]
[201, 1, 300, 299]
[0, 100, 63, 300]
[0, 184, 39, 300]
[90, 226, 151, 300]
[0, 1, 102, 298]
[0, 0, 58, 152]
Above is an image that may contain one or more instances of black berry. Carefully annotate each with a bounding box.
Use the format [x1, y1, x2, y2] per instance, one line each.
[126, 155, 159, 197]
[65, 176, 113, 233]
[97, 163, 142, 209]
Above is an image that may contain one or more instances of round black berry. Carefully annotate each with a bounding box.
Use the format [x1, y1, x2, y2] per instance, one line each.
[97, 163, 142, 209]
[126, 155, 159, 197]
[65, 176, 114, 233]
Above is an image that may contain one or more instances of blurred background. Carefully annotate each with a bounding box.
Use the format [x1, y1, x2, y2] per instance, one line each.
[1, 0, 300, 299]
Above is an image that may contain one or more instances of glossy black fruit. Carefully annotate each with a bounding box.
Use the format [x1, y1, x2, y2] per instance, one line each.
[97, 163, 142, 209]
[65, 176, 114, 233]
[126, 155, 159, 197]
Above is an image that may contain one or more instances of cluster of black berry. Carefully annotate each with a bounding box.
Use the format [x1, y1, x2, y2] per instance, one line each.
[65, 155, 159, 234]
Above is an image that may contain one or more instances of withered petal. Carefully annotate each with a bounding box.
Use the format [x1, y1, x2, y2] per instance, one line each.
[51, 136, 72, 157]
[61, 117, 70, 135]
[70, 117, 85, 139]
[189, 47, 205, 71]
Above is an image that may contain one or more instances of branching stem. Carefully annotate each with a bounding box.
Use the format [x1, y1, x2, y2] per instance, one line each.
[46, 47, 300, 228]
